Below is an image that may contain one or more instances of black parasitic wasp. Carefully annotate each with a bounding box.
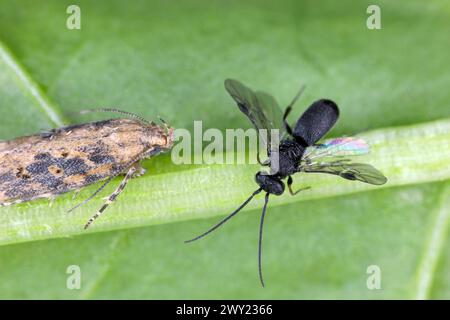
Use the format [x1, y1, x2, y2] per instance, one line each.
[186, 79, 387, 287]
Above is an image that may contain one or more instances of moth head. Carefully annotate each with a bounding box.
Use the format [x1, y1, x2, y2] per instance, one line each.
[144, 122, 174, 151]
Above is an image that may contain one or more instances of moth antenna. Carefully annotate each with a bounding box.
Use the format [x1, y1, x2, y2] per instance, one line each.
[76, 108, 151, 125]
[288, 84, 306, 110]
[258, 192, 270, 288]
[158, 116, 167, 125]
[184, 188, 263, 243]
[158, 116, 170, 134]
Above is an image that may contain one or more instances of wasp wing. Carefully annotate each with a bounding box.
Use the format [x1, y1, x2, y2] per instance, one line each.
[225, 79, 285, 154]
[303, 137, 370, 161]
[300, 160, 387, 185]
[300, 137, 386, 185]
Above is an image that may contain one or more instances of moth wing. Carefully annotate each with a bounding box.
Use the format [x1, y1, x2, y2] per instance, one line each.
[225, 79, 284, 154]
[300, 160, 387, 185]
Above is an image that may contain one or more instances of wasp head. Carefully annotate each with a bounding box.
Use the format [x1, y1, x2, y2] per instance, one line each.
[255, 172, 285, 195]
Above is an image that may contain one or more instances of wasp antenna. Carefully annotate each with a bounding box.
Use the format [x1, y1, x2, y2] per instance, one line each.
[258, 192, 270, 287]
[75, 108, 150, 125]
[185, 188, 263, 243]
[288, 84, 306, 109]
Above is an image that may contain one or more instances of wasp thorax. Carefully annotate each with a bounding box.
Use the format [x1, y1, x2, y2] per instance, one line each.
[255, 172, 285, 195]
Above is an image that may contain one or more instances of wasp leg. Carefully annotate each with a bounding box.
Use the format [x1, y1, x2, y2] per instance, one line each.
[257, 152, 270, 166]
[283, 84, 306, 137]
[287, 176, 311, 196]
[84, 164, 138, 229]
[283, 107, 294, 136]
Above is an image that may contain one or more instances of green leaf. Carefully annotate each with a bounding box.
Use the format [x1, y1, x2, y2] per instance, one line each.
[0, 0, 449, 299]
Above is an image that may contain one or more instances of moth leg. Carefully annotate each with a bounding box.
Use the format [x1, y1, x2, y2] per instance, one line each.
[287, 176, 311, 196]
[131, 164, 146, 178]
[0, 199, 24, 206]
[72, 188, 82, 200]
[119, 163, 145, 178]
[40, 128, 58, 139]
[67, 176, 115, 213]
[84, 164, 138, 229]
[48, 195, 56, 207]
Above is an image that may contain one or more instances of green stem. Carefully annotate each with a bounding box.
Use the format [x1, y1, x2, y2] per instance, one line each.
[0, 118, 449, 246]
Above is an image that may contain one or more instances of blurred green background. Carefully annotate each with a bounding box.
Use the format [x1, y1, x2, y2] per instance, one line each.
[0, 0, 449, 299]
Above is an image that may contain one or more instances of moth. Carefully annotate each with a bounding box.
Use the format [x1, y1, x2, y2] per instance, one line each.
[0, 109, 174, 229]
[186, 79, 387, 286]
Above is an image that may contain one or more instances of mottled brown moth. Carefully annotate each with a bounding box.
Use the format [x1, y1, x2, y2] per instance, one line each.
[0, 109, 174, 229]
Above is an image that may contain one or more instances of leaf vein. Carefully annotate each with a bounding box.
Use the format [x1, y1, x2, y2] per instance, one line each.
[0, 40, 65, 127]
[414, 182, 450, 299]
